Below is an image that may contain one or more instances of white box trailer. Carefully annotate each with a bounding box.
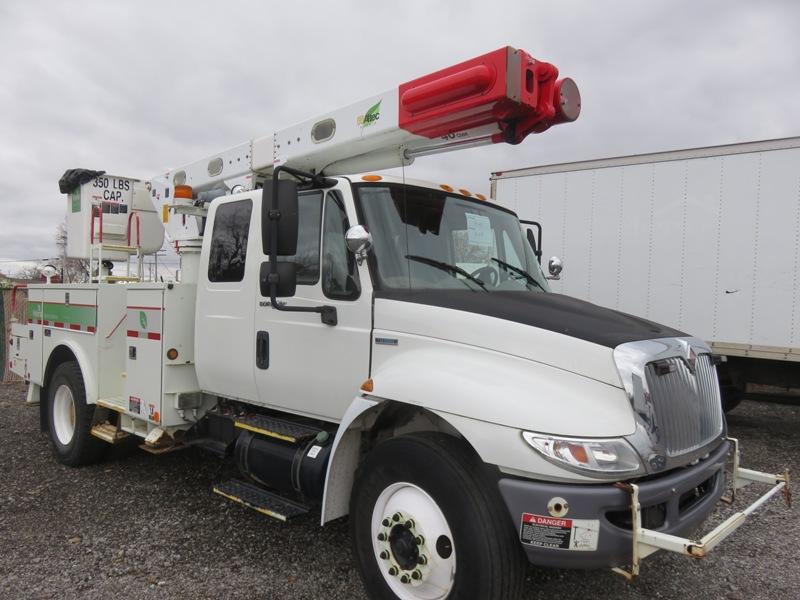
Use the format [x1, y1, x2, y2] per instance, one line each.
[491, 136, 800, 409]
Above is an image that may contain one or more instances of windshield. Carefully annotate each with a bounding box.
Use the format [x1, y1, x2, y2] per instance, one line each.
[355, 184, 550, 293]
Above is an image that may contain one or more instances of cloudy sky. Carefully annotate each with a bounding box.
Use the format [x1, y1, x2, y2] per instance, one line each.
[1, 0, 798, 274]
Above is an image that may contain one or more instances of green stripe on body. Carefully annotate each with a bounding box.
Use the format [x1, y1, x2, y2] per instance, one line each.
[28, 303, 96, 328]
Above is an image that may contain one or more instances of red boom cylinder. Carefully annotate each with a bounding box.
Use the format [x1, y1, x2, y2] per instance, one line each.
[398, 46, 580, 145]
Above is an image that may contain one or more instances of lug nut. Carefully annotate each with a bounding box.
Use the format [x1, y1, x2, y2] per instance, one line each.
[382, 518, 391, 527]
[417, 555, 427, 565]
[393, 512, 402, 522]
[377, 532, 387, 541]
[415, 535, 424, 546]
[404, 519, 415, 529]
[379, 550, 390, 560]
[400, 574, 411, 584]
[412, 569, 422, 580]
[388, 566, 398, 577]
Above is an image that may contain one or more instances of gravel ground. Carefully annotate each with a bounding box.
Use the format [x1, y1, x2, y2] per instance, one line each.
[0, 382, 796, 599]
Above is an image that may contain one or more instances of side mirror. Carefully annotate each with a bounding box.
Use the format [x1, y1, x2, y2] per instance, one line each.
[260, 261, 297, 298]
[261, 179, 299, 256]
[547, 256, 563, 280]
[345, 225, 373, 265]
[520, 220, 543, 264]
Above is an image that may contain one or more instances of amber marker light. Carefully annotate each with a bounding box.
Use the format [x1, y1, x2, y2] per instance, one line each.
[459, 189, 472, 196]
[360, 378, 374, 392]
[440, 184, 454, 192]
[362, 174, 383, 182]
[475, 193, 487, 201]
[166, 348, 179, 360]
[174, 184, 193, 199]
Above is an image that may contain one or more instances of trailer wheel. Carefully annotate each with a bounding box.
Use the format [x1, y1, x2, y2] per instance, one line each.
[350, 432, 525, 600]
[47, 361, 106, 467]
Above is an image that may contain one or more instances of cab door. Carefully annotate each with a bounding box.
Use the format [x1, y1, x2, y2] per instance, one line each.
[253, 184, 373, 421]
[195, 194, 260, 401]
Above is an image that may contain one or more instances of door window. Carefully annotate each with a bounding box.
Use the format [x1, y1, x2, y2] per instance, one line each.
[208, 199, 252, 283]
[322, 192, 360, 300]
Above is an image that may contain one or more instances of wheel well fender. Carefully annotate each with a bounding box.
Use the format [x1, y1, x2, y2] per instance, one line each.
[320, 396, 485, 525]
[40, 342, 95, 432]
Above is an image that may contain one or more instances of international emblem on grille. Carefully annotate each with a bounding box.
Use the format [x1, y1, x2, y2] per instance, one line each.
[680, 339, 698, 374]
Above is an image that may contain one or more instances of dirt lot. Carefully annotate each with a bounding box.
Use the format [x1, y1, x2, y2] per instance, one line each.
[0, 382, 796, 599]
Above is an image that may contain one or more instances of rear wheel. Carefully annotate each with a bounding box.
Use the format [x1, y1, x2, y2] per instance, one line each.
[351, 432, 525, 600]
[47, 361, 106, 466]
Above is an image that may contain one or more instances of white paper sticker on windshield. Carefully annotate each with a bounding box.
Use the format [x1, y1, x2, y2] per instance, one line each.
[466, 213, 492, 247]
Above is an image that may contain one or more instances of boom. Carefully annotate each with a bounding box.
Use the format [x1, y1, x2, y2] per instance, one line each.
[151, 46, 580, 202]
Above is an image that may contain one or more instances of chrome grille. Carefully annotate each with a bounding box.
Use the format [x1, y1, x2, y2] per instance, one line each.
[644, 354, 724, 457]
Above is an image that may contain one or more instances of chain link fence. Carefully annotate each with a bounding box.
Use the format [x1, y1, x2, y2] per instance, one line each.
[1, 287, 27, 384]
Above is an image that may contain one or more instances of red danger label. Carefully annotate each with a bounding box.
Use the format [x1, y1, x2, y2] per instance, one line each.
[520, 513, 572, 549]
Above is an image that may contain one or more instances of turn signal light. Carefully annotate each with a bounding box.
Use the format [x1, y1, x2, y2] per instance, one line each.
[166, 348, 179, 360]
[361, 378, 374, 392]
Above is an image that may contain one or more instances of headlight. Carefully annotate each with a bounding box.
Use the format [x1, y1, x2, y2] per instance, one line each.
[522, 432, 643, 478]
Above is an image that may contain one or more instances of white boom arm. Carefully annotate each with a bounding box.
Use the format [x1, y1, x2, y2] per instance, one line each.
[151, 46, 580, 241]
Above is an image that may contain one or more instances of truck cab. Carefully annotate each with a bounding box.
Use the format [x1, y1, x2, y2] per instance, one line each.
[196, 174, 553, 422]
[8, 46, 788, 600]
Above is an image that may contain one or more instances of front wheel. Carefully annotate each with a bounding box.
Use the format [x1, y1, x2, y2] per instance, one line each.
[350, 432, 525, 600]
[47, 361, 107, 466]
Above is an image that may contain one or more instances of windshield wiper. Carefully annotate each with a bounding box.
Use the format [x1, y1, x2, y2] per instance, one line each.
[405, 255, 488, 291]
[491, 258, 547, 292]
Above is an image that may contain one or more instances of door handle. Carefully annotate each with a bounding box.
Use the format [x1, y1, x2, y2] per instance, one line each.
[256, 331, 269, 370]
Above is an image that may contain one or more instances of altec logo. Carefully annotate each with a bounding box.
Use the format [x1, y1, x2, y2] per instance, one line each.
[357, 100, 381, 129]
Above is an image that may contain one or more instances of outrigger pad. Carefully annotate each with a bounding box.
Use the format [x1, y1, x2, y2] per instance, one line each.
[58, 168, 106, 194]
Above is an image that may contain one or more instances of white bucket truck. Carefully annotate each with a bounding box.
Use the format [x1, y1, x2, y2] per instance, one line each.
[7, 47, 788, 599]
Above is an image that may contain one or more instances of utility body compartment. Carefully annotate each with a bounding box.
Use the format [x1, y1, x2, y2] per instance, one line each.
[123, 283, 200, 431]
[9, 282, 201, 437]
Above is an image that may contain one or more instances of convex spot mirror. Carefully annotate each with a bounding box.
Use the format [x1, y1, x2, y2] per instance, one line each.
[260, 261, 297, 298]
[547, 256, 563, 280]
[345, 225, 373, 265]
[261, 179, 299, 256]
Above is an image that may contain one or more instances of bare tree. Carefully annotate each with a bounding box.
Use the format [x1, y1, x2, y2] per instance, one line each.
[56, 220, 89, 283]
[12, 265, 42, 280]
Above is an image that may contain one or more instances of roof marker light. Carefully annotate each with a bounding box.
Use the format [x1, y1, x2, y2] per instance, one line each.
[459, 189, 471, 197]
[475, 193, 487, 201]
[440, 184, 454, 192]
[362, 175, 383, 182]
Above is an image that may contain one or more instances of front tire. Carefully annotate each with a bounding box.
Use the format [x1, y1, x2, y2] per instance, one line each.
[47, 361, 107, 466]
[350, 432, 525, 600]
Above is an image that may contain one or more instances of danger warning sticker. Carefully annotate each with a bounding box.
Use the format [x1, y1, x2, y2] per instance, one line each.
[520, 513, 599, 551]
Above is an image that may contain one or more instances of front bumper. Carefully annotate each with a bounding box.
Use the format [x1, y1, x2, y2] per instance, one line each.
[498, 439, 789, 571]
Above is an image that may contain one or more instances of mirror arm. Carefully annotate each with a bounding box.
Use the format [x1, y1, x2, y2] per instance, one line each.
[268, 165, 338, 326]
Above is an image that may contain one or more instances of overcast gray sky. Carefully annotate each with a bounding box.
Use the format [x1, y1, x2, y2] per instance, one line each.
[1, 0, 798, 273]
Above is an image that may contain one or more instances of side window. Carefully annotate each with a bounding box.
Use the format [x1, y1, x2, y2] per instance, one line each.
[321, 192, 360, 300]
[285, 191, 323, 285]
[208, 199, 252, 283]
